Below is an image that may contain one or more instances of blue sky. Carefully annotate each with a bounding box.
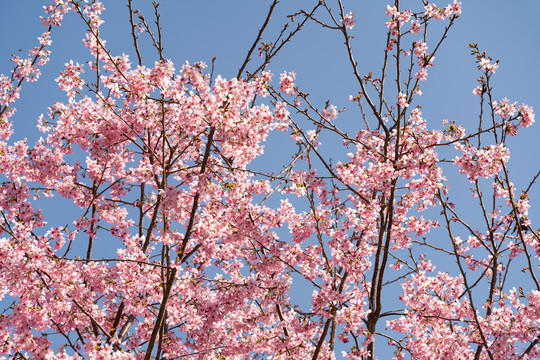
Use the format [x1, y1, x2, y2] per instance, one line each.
[1, 1, 539, 358]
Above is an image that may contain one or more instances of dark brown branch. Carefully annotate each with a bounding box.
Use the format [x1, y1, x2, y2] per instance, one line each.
[237, 0, 279, 79]
[178, 126, 216, 261]
[128, 0, 143, 65]
[144, 267, 177, 360]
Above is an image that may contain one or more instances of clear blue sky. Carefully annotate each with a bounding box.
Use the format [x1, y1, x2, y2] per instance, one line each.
[1, 1, 539, 358]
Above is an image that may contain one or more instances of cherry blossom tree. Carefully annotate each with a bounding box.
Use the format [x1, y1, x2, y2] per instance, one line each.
[0, 1, 538, 359]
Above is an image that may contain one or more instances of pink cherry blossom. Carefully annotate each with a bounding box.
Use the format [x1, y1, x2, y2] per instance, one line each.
[472, 85, 483, 96]
[279, 71, 296, 95]
[321, 104, 338, 120]
[414, 41, 428, 57]
[410, 20, 422, 34]
[415, 68, 428, 81]
[385, 5, 398, 17]
[519, 104, 535, 127]
[479, 57, 499, 72]
[448, 0, 462, 15]
[424, 3, 439, 18]
[55, 61, 85, 97]
[397, 92, 409, 108]
[386, 38, 397, 51]
[454, 142, 510, 182]
[341, 12, 356, 29]
[493, 97, 517, 119]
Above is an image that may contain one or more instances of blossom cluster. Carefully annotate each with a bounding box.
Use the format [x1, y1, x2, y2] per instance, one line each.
[454, 143, 510, 182]
[279, 71, 296, 95]
[341, 12, 356, 29]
